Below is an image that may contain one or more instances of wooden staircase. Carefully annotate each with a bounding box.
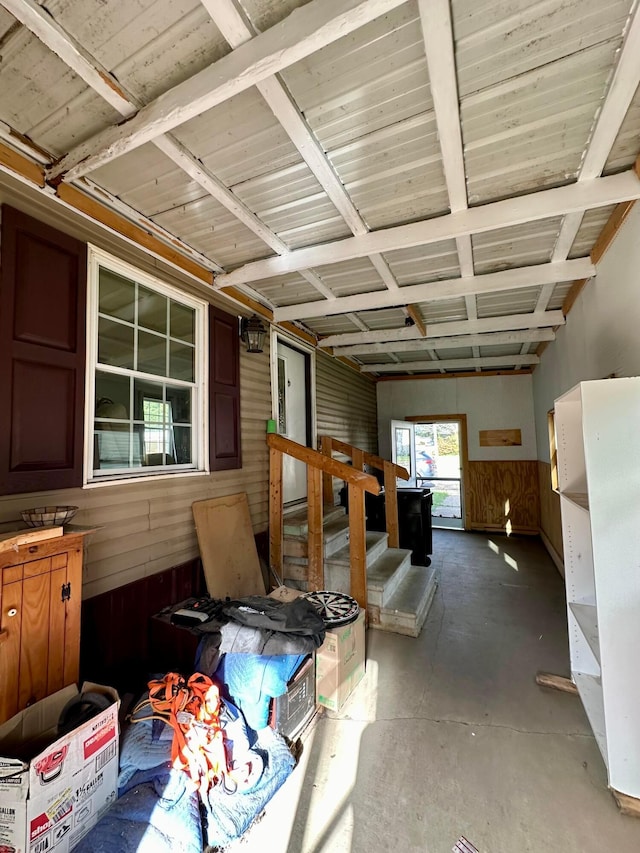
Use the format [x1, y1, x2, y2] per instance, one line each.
[280, 504, 437, 638]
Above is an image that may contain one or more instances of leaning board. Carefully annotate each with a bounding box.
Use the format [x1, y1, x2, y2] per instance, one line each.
[192, 493, 265, 599]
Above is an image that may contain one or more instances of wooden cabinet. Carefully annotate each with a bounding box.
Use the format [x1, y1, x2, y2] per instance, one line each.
[554, 378, 640, 802]
[0, 531, 84, 724]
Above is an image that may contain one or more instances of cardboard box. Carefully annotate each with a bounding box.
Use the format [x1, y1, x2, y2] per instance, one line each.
[0, 683, 119, 853]
[316, 609, 365, 712]
[269, 655, 316, 739]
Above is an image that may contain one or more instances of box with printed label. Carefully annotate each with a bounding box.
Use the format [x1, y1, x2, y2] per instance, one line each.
[0, 683, 119, 853]
[316, 609, 365, 712]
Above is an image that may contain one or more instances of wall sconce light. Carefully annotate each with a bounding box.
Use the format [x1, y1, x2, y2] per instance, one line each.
[240, 314, 267, 353]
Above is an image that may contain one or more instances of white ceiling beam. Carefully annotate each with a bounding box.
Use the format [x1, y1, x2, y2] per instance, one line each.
[47, 0, 408, 182]
[217, 170, 640, 286]
[205, 0, 401, 302]
[419, 0, 467, 212]
[336, 328, 555, 356]
[319, 310, 565, 348]
[362, 354, 540, 373]
[551, 4, 640, 263]
[274, 258, 593, 321]
[2, 0, 291, 263]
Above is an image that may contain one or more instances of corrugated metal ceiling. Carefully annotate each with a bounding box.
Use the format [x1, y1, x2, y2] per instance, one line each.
[0, 0, 638, 375]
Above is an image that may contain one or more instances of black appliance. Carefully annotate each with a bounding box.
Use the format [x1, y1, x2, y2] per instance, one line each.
[340, 485, 433, 566]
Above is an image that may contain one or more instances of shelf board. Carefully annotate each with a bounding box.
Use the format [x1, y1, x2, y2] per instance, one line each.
[569, 602, 600, 663]
[574, 671, 608, 768]
[561, 491, 590, 512]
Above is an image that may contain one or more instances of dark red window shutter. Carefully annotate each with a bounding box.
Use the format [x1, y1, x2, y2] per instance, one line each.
[0, 206, 87, 494]
[209, 305, 241, 471]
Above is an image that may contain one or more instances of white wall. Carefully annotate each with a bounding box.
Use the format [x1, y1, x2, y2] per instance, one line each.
[377, 374, 537, 460]
[533, 203, 640, 462]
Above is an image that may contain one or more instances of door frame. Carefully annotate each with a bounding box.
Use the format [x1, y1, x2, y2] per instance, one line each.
[405, 414, 470, 530]
[270, 327, 317, 451]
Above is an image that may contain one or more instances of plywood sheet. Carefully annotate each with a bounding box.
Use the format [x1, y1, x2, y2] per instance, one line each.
[467, 460, 539, 534]
[192, 493, 265, 599]
[479, 428, 522, 447]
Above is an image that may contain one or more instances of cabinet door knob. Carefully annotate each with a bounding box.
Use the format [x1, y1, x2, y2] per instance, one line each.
[7, 608, 17, 617]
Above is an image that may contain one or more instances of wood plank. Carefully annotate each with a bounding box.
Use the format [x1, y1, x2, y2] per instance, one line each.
[269, 447, 284, 580]
[19, 569, 52, 709]
[267, 434, 380, 495]
[363, 354, 539, 373]
[48, 565, 66, 695]
[275, 259, 594, 321]
[479, 429, 522, 447]
[0, 139, 45, 186]
[326, 437, 409, 480]
[0, 525, 63, 553]
[49, 0, 408, 181]
[218, 172, 640, 287]
[405, 305, 426, 337]
[590, 200, 636, 265]
[192, 493, 265, 599]
[335, 328, 555, 357]
[466, 460, 540, 533]
[384, 461, 399, 549]
[320, 311, 565, 348]
[55, 184, 213, 285]
[612, 790, 640, 818]
[376, 369, 533, 382]
[352, 448, 365, 471]
[348, 484, 367, 610]
[320, 435, 335, 506]
[561, 278, 589, 316]
[307, 466, 324, 592]
[535, 672, 578, 695]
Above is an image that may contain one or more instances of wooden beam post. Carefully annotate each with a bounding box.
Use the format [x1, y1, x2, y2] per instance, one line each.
[307, 466, 324, 592]
[383, 461, 399, 549]
[348, 483, 368, 611]
[269, 446, 283, 581]
[352, 447, 365, 471]
[320, 435, 334, 506]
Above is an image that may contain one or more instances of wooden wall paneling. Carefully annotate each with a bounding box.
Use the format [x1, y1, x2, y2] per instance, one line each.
[479, 429, 522, 447]
[467, 460, 540, 534]
[537, 460, 564, 575]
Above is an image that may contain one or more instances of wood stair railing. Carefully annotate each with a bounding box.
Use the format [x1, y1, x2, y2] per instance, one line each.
[268, 433, 380, 609]
[319, 436, 410, 549]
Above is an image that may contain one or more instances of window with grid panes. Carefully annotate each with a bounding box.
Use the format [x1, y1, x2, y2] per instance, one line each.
[87, 249, 207, 482]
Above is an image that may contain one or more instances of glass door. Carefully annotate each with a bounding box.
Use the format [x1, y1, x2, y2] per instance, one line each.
[415, 421, 463, 529]
[390, 420, 416, 486]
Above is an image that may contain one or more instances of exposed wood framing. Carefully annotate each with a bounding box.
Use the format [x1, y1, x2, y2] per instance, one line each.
[479, 429, 522, 447]
[47, 0, 408, 182]
[535, 672, 578, 695]
[0, 139, 44, 186]
[376, 369, 533, 382]
[275, 259, 594, 321]
[320, 310, 565, 348]
[218, 171, 640, 286]
[334, 328, 555, 357]
[361, 355, 539, 373]
[405, 305, 426, 337]
[590, 200, 636, 264]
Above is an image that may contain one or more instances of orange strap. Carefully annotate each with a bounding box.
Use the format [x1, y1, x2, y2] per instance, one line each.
[132, 672, 231, 794]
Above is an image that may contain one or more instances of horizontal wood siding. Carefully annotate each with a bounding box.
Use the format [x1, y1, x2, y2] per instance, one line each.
[316, 353, 378, 502]
[538, 460, 564, 575]
[0, 341, 272, 600]
[467, 460, 540, 534]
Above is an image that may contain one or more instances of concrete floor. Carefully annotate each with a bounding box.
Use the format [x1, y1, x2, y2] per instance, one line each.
[230, 530, 640, 852]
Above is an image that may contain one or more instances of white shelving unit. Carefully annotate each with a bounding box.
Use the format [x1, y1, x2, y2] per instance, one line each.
[555, 377, 640, 800]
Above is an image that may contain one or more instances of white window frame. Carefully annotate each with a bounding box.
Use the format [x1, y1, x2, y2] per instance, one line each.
[84, 246, 208, 487]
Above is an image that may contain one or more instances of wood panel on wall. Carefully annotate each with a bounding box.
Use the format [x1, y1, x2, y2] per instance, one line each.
[467, 460, 540, 535]
[537, 460, 564, 575]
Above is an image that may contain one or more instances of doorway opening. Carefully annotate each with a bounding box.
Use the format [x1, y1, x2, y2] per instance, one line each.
[392, 416, 468, 530]
[272, 335, 315, 507]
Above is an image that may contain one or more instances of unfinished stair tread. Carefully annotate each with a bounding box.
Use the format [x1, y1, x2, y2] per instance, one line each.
[324, 531, 388, 567]
[283, 505, 345, 536]
[367, 548, 413, 591]
[370, 565, 438, 638]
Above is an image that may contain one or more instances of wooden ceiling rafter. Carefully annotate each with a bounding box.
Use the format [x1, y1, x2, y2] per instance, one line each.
[362, 355, 540, 373]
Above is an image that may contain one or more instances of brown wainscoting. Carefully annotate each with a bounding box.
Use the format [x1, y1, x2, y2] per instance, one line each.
[538, 460, 564, 575]
[467, 460, 540, 535]
[80, 557, 206, 692]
